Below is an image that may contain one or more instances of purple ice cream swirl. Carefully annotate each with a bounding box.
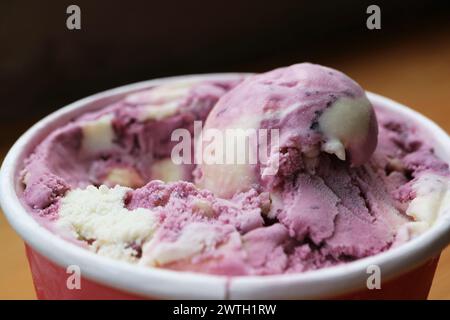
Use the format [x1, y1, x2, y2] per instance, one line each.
[195, 63, 378, 198]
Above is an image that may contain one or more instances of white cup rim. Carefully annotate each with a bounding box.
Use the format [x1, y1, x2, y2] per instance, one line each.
[1, 73, 450, 299]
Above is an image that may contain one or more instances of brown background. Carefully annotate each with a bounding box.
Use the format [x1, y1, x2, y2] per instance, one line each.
[1, 1, 450, 299]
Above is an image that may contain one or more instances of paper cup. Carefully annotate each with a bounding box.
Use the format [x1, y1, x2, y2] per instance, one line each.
[1, 74, 450, 299]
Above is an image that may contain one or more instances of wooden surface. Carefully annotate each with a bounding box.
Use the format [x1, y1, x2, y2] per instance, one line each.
[1, 25, 450, 300]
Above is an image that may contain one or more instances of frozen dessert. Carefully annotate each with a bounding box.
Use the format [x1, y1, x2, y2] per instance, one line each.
[196, 63, 378, 198]
[19, 64, 450, 276]
[21, 78, 238, 214]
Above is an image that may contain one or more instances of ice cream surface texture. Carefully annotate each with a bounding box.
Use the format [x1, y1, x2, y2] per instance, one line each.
[19, 64, 450, 276]
[196, 63, 378, 198]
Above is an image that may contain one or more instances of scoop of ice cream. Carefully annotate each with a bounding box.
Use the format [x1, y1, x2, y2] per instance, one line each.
[195, 63, 378, 198]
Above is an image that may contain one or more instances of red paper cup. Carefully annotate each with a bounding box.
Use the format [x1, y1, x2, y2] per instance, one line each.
[1, 74, 450, 299]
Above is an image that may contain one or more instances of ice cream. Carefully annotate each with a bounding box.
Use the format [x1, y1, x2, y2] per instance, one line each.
[21, 78, 239, 214]
[18, 64, 450, 276]
[196, 63, 378, 198]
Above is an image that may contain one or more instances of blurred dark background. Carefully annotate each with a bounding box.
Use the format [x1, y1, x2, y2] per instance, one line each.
[1, 1, 450, 299]
[0, 0, 450, 149]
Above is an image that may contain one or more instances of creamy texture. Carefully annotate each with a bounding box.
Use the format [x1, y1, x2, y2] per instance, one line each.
[195, 63, 377, 198]
[57, 185, 158, 262]
[19, 64, 450, 276]
[21, 78, 239, 213]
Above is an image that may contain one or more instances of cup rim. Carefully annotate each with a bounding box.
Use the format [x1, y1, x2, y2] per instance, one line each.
[1, 73, 450, 299]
